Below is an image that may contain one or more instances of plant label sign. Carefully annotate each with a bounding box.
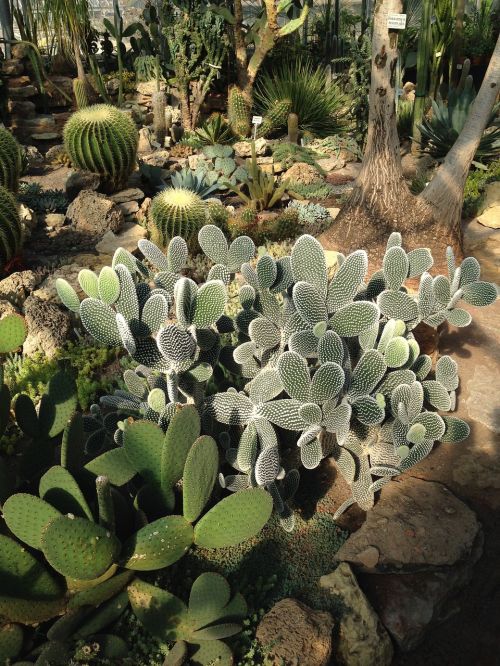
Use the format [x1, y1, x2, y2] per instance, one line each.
[387, 13, 407, 29]
[252, 116, 263, 139]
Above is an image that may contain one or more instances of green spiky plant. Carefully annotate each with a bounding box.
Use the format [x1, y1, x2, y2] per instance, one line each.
[0, 127, 22, 192]
[149, 187, 207, 247]
[0, 185, 23, 272]
[55, 227, 497, 531]
[63, 104, 138, 192]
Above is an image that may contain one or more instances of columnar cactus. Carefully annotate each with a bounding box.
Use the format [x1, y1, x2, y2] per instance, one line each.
[72, 78, 88, 110]
[0, 126, 22, 192]
[0, 185, 23, 271]
[63, 104, 138, 191]
[228, 86, 250, 138]
[257, 98, 292, 138]
[288, 112, 299, 143]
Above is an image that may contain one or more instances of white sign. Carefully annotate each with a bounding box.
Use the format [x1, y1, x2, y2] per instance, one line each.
[252, 116, 263, 125]
[387, 13, 407, 29]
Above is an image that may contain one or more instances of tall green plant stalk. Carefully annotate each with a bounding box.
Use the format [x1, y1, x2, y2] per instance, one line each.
[412, 0, 434, 149]
[103, 0, 141, 107]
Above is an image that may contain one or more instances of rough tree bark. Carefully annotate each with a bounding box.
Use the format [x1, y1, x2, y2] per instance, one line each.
[321, 0, 500, 269]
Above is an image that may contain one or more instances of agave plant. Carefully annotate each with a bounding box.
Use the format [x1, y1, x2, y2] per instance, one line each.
[170, 168, 220, 200]
[194, 114, 235, 146]
[55, 227, 497, 533]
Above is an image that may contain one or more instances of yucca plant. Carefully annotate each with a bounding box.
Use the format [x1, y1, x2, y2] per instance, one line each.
[254, 59, 346, 137]
[227, 143, 289, 211]
[63, 104, 138, 191]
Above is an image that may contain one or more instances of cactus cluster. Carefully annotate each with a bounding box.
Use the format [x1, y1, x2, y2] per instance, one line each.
[0, 126, 22, 192]
[0, 186, 23, 273]
[54, 229, 496, 530]
[63, 104, 138, 192]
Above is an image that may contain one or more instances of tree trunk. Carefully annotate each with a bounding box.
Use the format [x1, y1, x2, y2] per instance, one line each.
[420, 34, 500, 236]
[320, 6, 500, 271]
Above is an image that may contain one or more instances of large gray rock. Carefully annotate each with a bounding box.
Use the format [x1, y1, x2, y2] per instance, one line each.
[65, 170, 101, 201]
[320, 563, 393, 665]
[256, 598, 335, 666]
[0, 270, 42, 305]
[23, 295, 72, 358]
[336, 476, 481, 572]
[234, 137, 268, 157]
[65, 190, 124, 238]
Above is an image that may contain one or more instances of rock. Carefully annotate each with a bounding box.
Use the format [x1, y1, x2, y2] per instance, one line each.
[9, 76, 31, 88]
[256, 598, 335, 666]
[336, 476, 481, 572]
[118, 201, 139, 216]
[22, 295, 72, 358]
[317, 156, 345, 172]
[11, 43, 30, 59]
[109, 188, 145, 204]
[138, 127, 154, 154]
[65, 170, 101, 201]
[22, 145, 44, 166]
[477, 182, 500, 229]
[31, 132, 59, 141]
[0, 270, 42, 304]
[327, 162, 362, 184]
[320, 563, 393, 665]
[283, 162, 324, 185]
[463, 220, 499, 284]
[141, 150, 170, 168]
[188, 154, 205, 171]
[8, 100, 36, 119]
[234, 137, 268, 157]
[10, 85, 39, 99]
[65, 190, 124, 237]
[0, 300, 19, 317]
[19, 204, 37, 232]
[45, 144, 67, 163]
[401, 152, 435, 180]
[326, 207, 340, 220]
[34, 256, 109, 303]
[2, 59, 24, 76]
[136, 197, 152, 226]
[44, 213, 66, 229]
[135, 80, 167, 97]
[96, 221, 147, 255]
[256, 156, 273, 165]
[361, 532, 483, 651]
[46, 75, 73, 107]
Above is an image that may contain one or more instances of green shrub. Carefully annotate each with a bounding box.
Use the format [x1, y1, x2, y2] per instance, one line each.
[255, 59, 346, 137]
[463, 160, 500, 219]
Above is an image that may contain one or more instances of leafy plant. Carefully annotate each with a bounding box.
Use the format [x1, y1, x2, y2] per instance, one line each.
[18, 181, 68, 214]
[462, 160, 500, 219]
[255, 59, 346, 137]
[194, 114, 235, 146]
[63, 104, 139, 192]
[171, 168, 220, 200]
[463, 0, 495, 59]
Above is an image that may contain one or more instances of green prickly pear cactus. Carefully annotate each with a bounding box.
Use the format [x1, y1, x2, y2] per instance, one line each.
[0, 313, 26, 354]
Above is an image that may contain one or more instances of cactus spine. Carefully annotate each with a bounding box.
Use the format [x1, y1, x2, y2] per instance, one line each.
[63, 104, 138, 192]
[228, 86, 250, 138]
[0, 127, 22, 192]
[0, 185, 22, 270]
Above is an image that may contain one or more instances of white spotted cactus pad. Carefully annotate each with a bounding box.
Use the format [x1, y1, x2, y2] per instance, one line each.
[57, 232, 497, 524]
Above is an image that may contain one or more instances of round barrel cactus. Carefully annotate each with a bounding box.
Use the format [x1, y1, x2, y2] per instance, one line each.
[149, 188, 206, 246]
[63, 104, 138, 191]
[0, 127, 22, 192]
[0, 186, 22, 271]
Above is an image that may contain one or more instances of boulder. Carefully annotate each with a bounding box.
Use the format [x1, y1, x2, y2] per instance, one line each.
[0, 270, 42, 305]
[234, 137, 268, 157]
[256, 598, 335, 666]
[327, 162, 362, 184]
[2, 59, 24, 76]
[477, 181, 500, 230]
[9, 85, 38, 99]
[8, 100, 36, 119]
[65, 190, 124, 238]
[23, 145, 44, 166]
[336, 476, 481, 572]
[319, 563, 393, 665]
[118, 201, 139, 216]
[317, 156, 345, 172]
[43, 213, 66, 229]
[22, 295, 72, 358]
[19, 204, 37, 233]
[463, 220, 499, 284]
[0, 300, 19, 317]
[138, 127, 154, 154]
[109, 188, 145, 204]
[65, 170, 101, 201]
[9, 76, 31, 88]
[95, 222, 146, 255]
[283, 162, 324, 185]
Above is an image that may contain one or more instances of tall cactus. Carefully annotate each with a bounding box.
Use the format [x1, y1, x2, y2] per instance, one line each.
[63, 104, 138, 192]
[287, 112, 299, 143]
[228, 86, 251, 139]
[0, 126, 22, 192]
